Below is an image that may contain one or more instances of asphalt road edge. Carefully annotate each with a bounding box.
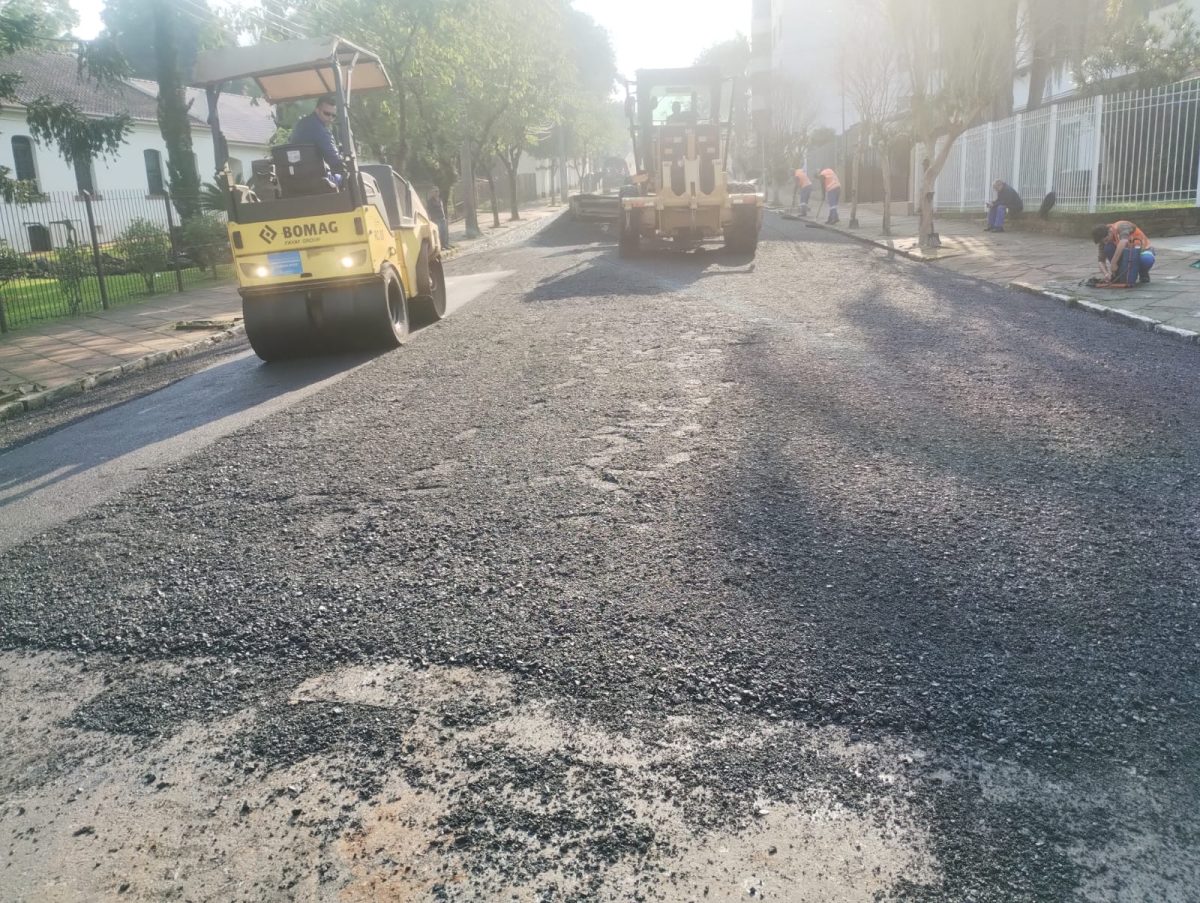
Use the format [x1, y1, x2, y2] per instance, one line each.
[0, 325, 247, 424]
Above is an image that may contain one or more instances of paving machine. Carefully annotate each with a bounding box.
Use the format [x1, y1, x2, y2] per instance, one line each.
[619, 67, 762, 256]
[191, 36, 446, 361]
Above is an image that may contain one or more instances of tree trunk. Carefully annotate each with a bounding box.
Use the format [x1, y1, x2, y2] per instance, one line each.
[461, 139, 480, 239]
[881, 139, 892, 236]
[152, 0, 201, 221]
[1027, 49, 1051, 111]
[917, 124, 968, 249]
[507, 151, 521, 221]
[849, 132, 864, 228]
[486, 169, 500, 228]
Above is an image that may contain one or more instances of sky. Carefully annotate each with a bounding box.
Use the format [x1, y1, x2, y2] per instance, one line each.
[572, 0, 748, 81]
[67, 0, 103, 38]
[68, 0, 748, 77]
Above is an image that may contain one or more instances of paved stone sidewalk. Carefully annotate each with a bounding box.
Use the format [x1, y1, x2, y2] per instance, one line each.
[0, 201, 565, 418]
[0, 284, 243, 403]
[800, 203, 1200, 339]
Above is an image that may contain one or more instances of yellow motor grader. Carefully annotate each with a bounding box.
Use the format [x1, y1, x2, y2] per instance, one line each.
[192, 36, 446, 361]
[619, 67, 763, 257]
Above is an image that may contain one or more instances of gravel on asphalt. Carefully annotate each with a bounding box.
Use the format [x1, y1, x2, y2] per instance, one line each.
[1, 212, 1198, 900]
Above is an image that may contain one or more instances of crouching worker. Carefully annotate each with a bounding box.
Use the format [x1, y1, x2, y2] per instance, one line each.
[986, 179, 1022, 232]
[1092, 220, 1155, 286]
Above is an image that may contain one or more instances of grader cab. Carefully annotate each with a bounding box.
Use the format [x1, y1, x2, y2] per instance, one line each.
[191, 37, 446, 361]
[619, 66, 762, 257]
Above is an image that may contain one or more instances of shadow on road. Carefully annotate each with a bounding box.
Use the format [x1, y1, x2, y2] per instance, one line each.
[524, 217, 758, 303]
[0, 349, 373, 512]
[700, 246, 1200, 898]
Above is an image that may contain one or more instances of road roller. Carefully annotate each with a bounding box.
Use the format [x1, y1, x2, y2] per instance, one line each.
[191, 36, 447, 361]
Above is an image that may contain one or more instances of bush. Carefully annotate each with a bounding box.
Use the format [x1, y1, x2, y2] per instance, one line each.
[115, 218, 170, 293]
[52, 243, 92, 313]
[180, 214, 230, 279]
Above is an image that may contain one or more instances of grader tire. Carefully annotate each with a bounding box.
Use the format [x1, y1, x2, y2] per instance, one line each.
[724, 208, 759, 256]
[618, 211, 640, 258]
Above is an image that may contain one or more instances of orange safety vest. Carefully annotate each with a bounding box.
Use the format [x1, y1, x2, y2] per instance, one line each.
[819, 168, 840, 191]
[794, 169, 812, 189]
[1107, 221, 1150, 249]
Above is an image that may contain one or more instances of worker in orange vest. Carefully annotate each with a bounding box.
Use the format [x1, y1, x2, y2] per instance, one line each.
[819, 167, 841, 225]
[793, 167, 813, 216]
[1092, 220, 1155, 285]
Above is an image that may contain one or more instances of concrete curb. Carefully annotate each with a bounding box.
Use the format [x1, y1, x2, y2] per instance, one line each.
[0, 324, 246, 423]
[1008, 281, 1199, 345]
[783, 215, 1199, 350]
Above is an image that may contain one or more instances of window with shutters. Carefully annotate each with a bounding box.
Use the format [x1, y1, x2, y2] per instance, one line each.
[11, 136, 37, 190]
[145, 149, 165, 196]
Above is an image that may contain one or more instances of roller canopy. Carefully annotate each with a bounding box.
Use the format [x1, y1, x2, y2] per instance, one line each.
[191, 36, 391, 103]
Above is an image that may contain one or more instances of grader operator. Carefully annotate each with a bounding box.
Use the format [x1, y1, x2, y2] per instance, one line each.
[191, 36, 447, 361]
[619, 67, 762, 257]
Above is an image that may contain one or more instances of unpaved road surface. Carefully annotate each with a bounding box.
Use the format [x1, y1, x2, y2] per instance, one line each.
[1, 213, 1198, 901]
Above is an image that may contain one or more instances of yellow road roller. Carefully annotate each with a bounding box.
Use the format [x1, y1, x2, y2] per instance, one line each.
[192, 36, 446, 361]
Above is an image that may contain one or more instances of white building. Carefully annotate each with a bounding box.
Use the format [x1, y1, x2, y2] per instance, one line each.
[1012, 0, 1200, 111]
[0, 49, 276, 252]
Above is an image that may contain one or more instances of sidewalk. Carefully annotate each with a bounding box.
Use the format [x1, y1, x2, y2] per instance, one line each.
[800, 203, 1200, 342]
[0, 200, 565, 421]
[443, 199, 564, 258]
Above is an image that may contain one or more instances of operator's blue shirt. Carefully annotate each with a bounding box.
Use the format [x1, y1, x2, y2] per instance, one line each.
[289, 112, 344, 174]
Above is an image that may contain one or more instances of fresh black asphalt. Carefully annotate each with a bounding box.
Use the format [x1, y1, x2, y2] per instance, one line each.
[2, 213, 1198, 900]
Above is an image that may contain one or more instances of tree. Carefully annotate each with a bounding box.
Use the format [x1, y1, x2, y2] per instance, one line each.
[845, 1, 902, 232]
[101, 0, 219, 220]
[180, 213, 228, 279]
[889, 0, 1019, 248]
[115, 218, 170, 293]
[0, 6, 132, 202]
[273, 0, 468, 213]
[533, 5, 616, 203]
[1022, 0, 1097, 110]
[1074, 0, 1200, 93]
[2, 0, 76, 39]
[767, 75, 816, 203]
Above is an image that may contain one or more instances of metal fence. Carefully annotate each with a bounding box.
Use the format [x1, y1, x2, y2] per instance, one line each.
[919, 78, 1200, 213]
[0, 189, 231, 333]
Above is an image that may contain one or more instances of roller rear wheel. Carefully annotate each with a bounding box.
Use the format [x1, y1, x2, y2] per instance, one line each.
[410, 246, 448, 327]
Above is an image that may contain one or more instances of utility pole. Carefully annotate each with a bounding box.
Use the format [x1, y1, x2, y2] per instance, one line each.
[460, 139, 481, 239]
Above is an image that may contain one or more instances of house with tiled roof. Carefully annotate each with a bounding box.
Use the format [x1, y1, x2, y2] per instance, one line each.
[0, 49, 277, 201]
